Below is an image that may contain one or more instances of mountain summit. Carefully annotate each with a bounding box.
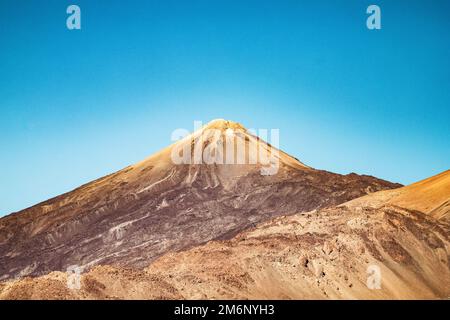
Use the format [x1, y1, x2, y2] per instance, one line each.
[0, 120, 400, 280]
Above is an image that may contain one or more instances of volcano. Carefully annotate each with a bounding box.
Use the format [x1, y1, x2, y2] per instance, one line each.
[0, 119, 401, 281]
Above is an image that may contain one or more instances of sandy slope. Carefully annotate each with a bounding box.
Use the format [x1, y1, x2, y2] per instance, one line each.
[345, 170, 450, 221]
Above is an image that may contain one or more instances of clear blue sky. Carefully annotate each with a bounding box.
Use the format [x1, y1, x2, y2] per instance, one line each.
[1, 0, 449, 216]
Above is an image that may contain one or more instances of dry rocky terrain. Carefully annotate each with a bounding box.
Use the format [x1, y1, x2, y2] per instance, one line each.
[1, 120, 448, 300]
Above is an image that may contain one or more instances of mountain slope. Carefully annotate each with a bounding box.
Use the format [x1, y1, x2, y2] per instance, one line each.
[1, 173, 448, 300]
[0, 119, 401, 281]
[143, 204, 449, 299]
[344, 170, 450, 221]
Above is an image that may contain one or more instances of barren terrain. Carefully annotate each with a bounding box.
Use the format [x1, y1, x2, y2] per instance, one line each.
[1, 120, 447, 300]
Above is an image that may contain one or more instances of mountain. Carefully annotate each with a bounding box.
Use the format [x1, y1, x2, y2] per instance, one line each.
[0, 119, 401, 281]
[1, 170, 448, 300]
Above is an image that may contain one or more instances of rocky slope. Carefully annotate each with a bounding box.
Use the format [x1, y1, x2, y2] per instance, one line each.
[1, 172, 448, 300]
[0, 119, 400, 281]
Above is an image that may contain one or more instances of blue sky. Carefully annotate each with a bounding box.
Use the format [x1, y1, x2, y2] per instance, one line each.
[1, 0, 449, 215]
